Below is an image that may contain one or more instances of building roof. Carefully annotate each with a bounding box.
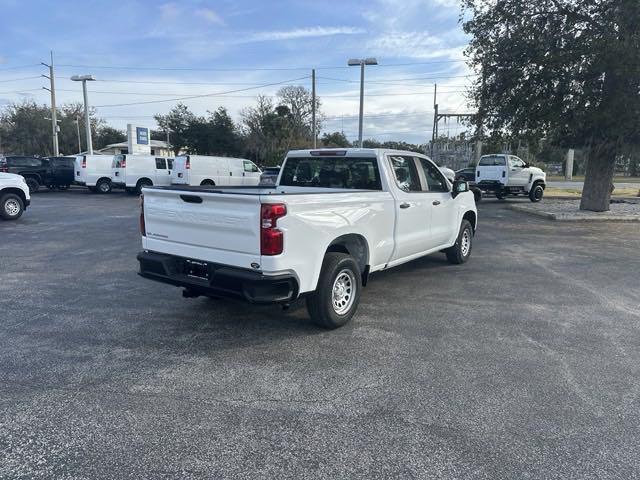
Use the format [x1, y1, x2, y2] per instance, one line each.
[99, 140, 170, 150]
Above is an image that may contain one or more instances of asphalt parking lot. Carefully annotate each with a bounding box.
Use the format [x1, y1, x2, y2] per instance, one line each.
[1, 189, 639, 479]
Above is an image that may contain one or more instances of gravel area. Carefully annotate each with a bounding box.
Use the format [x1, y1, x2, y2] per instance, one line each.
[511, 199, 640, 221]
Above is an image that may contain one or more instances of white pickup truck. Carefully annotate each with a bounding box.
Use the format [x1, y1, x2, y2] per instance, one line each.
[0, 173, 31, 220]
[137, 148, 477, 328]
[476, 154, 546, 202]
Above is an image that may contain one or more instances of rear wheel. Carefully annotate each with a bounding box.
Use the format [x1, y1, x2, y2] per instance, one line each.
[25, 178, 39, 194]
[135, 179, 152, 195]
[495, 190, 506, 200]
[96, 178, 112, 194]
[445, 220, 473, 264]
[306, 252, 362, 329]
[0, 193, 24, 220]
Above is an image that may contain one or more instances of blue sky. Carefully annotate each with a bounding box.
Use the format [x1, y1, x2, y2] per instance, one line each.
[0, 0, 474, 145]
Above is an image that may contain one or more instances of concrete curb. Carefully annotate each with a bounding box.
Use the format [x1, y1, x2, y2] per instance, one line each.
[509, 204, 640, 222]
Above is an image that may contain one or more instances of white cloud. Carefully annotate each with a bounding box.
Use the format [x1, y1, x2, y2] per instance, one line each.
[197, 8, 224, 25]
[246, 26, 365, 43]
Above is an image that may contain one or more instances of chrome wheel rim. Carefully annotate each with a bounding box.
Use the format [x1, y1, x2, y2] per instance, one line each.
[99, 182, 109, 192]
[4, 199, 20, 216]
[461, 229, 471, 257]
[332, 269, 356, 315]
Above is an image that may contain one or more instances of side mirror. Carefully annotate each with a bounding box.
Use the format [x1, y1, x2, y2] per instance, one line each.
[452, 180, 469, 198]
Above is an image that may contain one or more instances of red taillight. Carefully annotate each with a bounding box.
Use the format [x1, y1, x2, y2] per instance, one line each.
[260, 203, 286, 255]
[82, 158, 86, 168]
[139, 194, 146, 236]
[121, 159, 126, 168]
[185, 158, 190, 169]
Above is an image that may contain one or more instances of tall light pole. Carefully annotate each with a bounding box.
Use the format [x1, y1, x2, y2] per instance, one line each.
[348, 57, 377, 148]
[71, 75, 96, 154]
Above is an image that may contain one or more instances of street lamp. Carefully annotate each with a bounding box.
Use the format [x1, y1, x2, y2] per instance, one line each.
[71, 74, 96, 154]
[348, 57, 378, 148]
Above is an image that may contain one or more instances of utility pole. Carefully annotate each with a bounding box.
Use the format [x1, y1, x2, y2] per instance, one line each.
[311, 68, 316, 148]
[431, 84, 438, 160]
[41, 51, 59, 156]
[75, 117, 82, 154]
[348, 58, 378, 148]
[565, 149, 575, 181]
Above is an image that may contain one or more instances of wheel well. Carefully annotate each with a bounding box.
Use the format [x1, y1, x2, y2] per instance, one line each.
[325, 234, 370, 284]
[136, 177, 152, 186]
[200, 179, 215, 186]
[97, 177, 112, 184]
[532, 179, 546, 189]
[22, 174, 41, 183]
[1, 188, 26, 204]
[463, 210, 477, 231]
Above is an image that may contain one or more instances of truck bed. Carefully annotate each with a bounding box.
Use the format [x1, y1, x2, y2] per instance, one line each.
[146, 185, 376, 195]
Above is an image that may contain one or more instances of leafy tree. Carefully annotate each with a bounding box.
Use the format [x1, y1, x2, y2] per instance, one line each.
[321, 131, 351, 147]
[95, 126, 126, 150]
[463, 0, 640, 211]
[154, 103, 195, 155]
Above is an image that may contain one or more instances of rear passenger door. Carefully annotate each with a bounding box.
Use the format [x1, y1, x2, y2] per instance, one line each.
[228, 159, 244, 186]
[417, 157, 457, 248]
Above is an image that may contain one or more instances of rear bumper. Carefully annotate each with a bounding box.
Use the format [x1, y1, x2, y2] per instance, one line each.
[137, 250, 299, 304]
[476, 180, 504, 192]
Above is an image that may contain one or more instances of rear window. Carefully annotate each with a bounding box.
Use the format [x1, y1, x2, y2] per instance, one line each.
[7, 157, 41, 167]
[479, 155, 506, 166]
[113, 154, 125, 168]
[279, 157, 382, 190]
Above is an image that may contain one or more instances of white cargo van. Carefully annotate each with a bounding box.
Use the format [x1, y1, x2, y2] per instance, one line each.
[172, 155, 261, 186]
[111, 154, 174, 194]
[74, 154, 113, 193]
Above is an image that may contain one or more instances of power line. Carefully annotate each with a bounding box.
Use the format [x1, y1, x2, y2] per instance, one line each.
[54, 59, 467, 72]
[0, 76, 42, 83]
[0, 64, 41, 71]
[93, 75, 310, 108]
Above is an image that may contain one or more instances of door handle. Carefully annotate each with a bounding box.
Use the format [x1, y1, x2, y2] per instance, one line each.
[400, 202, 411, 209]
[432, 200, 441, 206]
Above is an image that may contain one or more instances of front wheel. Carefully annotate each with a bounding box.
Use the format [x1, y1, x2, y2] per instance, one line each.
[136, 179, 153, 195]
[445, 219, 473, 264]
[306, 252, 362, 329]
[529, 184, 544, 202]
[0, 193, 24, 220]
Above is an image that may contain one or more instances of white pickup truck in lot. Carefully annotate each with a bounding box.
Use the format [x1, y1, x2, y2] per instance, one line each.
[137, 148, 477, 328]
[0, 172, 30, 220]
[476, 154, 546, 202]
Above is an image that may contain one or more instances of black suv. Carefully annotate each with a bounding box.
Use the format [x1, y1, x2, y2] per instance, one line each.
[0, 156, 75, 193]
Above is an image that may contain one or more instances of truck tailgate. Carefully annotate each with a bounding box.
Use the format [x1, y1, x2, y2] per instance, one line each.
[142, 188, 261, 268]
[477, 165, 506, 184]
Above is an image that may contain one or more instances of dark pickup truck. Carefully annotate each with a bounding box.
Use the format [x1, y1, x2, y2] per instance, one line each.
[0, 156, 75, 193]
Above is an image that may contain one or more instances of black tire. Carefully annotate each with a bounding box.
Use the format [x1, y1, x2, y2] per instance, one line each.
[445, 220, 473, 265]
[529, 183, 544, 202]
[96, 178, 112, 194]
[25, 177, 39, 194]
[0, 193, 24, 220]
[136, 179, 153, 195]
[200, 179, 215, 186]
[306, 252, 362, 329]
[495, 190, 506, 200]
[472, 188, 482, 203]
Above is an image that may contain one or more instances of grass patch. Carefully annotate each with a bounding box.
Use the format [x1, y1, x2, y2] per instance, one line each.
[546, 187, 639, 198]
[547, 176, 640, 183]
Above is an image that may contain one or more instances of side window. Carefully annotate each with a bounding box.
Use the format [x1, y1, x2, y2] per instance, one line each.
[510, 156, 525, 168]
[418, 158, 449, 192]
[243, 160, 258, 173]
[389, 155, 421, 192]
[167, 159, 174, 169]
[155, 158, 166, 169]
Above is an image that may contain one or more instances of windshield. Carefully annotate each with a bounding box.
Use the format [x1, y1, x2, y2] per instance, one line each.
[279, 156, 382, 190]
